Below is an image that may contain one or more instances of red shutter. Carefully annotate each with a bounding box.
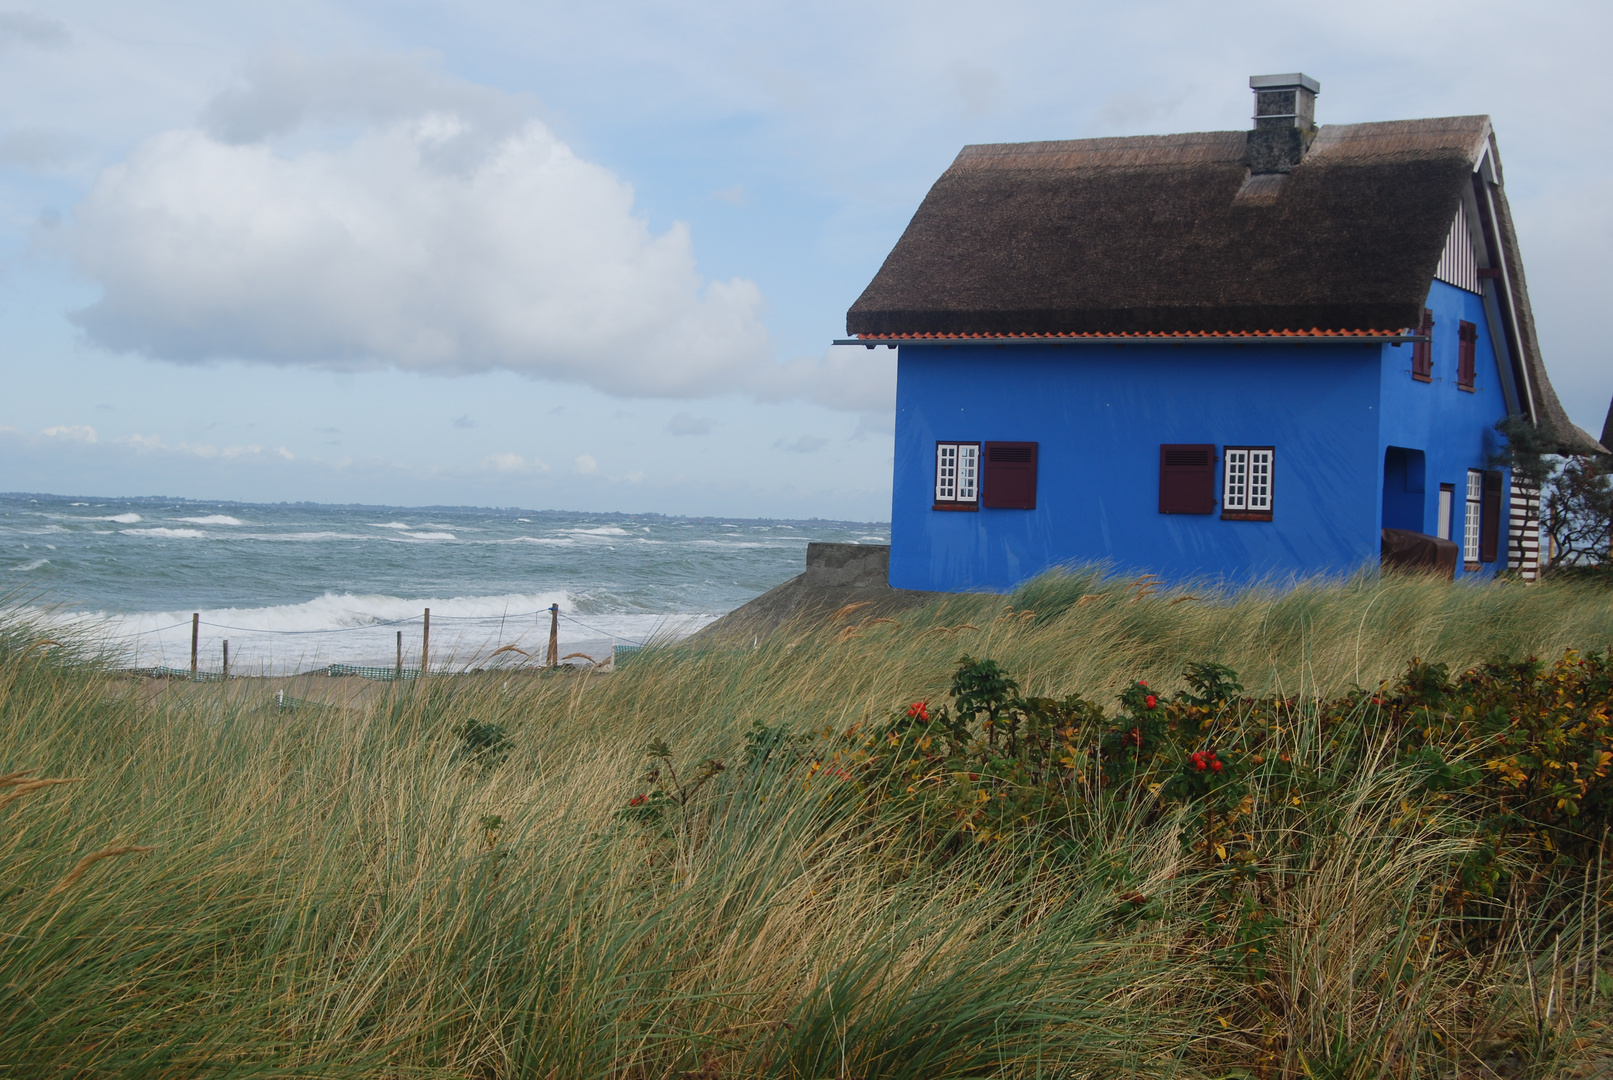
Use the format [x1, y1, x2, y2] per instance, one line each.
[1479, 470, 1503, 562]
[1412, 308, 1434, 382]
[1457, 321, 1477, 390]
[1159, 444, 1215, 514]
[982, 442, 1038, 509]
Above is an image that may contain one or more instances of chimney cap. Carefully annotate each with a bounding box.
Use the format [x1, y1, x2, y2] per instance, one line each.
[1250, 73, 1320, 94]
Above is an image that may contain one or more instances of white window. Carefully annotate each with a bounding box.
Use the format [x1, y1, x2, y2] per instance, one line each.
[1223, 447, 1274, 518]
[1464, 470, 1482, 563]
[934, 442, 979, 507]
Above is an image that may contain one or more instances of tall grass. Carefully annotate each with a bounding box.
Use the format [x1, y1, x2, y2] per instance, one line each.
[1, 570, 1611, 1077]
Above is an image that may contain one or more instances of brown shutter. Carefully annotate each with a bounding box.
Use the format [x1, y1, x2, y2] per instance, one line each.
[1457, 321, 1477, 390]
[1479, 470, 1503, 562]
[1159, 444, 1215, 514]
[982, 442, 1038, 509]
[1412, 308, 1434, 382]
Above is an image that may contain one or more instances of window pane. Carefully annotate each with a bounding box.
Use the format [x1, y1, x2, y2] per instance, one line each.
[957, 445, 978, 502]
[935, 444, 957, 502]
[1464, 470, 1482, 562]
[1248, 450, 1272, 510]
[1224, 449, 1248, 510]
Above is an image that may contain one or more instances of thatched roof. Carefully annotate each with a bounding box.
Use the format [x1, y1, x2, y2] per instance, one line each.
[848, 117, 1601, 454]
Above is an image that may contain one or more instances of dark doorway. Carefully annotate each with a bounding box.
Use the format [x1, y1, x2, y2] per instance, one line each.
[1383, 447, 1427, 533]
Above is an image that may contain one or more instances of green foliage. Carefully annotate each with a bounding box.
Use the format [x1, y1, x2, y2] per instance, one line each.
[794, 650, 1613, 908]
[1494, 414, 1613, 570]
[621, 737, 725, 828]
[450, 716, 511, 769]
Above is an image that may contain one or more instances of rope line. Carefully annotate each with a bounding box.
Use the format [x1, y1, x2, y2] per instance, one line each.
[198, 614, 420, 635]
[109, 611, 659, 648]
[80, 606, 704, 651]
[559, 612, 647, 647]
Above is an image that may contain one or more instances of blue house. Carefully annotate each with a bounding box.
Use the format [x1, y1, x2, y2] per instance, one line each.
[843, 75, 1603, 592]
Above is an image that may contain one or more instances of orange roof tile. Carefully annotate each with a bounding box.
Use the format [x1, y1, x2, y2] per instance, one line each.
[854, 328, 1408, 341]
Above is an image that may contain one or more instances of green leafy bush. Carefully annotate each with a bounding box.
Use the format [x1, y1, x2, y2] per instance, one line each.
[782, 650, 1613, 901]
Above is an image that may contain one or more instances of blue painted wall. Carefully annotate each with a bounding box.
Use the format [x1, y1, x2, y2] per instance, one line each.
[1378, 279, 1512, 579]
[888, 280, 1512, 590]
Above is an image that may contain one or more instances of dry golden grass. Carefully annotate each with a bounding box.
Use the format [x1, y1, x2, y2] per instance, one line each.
[0, 569, 1609, 1077]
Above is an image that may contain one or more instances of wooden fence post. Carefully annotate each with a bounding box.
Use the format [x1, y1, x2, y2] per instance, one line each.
[191, 613, 199, 677]
[421, 609, 430, 677]
[222, 640, 229, 679]
[547, 604, 559, 668]
[396, 630, 403, 680]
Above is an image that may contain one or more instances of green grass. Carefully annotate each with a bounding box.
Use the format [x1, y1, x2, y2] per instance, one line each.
[1, 569, 1612, 1077]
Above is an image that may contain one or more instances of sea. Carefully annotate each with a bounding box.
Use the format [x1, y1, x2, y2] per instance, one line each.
[0, 492, 889, 676]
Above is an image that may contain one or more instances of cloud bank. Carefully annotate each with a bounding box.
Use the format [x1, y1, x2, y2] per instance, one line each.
[61, 54, 777, 401]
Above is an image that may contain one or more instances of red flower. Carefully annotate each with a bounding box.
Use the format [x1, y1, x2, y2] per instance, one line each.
[1145, 695, 1157, 709]
[628, 794, 647, 807]
[907, 701, 930, 721]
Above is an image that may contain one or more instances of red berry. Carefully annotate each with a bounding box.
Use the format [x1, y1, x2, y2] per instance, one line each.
[1211, 760, 1223, 772]
[1145, 695, 1157, 709]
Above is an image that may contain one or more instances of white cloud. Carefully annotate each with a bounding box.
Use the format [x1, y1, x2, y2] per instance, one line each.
[41, 424, 97, 442]
[483, 452, 547, 473]
[754, 344, 897, 413]
[118, 433, 293, 460]
[573, 454, 598, 474]
[61, 55, 773, 400]
[666, 412, 714, 436]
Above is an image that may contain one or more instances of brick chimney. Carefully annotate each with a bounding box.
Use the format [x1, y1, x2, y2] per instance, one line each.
[1246, 73, 1319, 174]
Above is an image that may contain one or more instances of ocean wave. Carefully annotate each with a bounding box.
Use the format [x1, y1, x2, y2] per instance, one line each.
[99, 513, 142, 524]
[28, 589, 718, 674]
[569, 526, 632, 536]
[400, 532, 456, 541]
[120, 527, 206, 538]
[368, 522, 413, 530]
[238, 531, 377, 542]
[175, 515, 245, 526]
[501, 536, 576, 546]
[9, 559, 48, 572]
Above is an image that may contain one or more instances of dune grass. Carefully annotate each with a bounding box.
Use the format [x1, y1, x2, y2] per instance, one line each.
[1, 569, 1612, 1077]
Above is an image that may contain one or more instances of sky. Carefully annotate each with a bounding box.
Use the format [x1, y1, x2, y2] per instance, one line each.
[1, 1, 1609, 520]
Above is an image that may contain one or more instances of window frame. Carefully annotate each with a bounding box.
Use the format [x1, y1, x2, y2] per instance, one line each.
[1437, 483, 1455, 541]
[933, 441, 980, 511]
[1463, 469, 1482, 566]
[1222, 446, 1275, 521]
